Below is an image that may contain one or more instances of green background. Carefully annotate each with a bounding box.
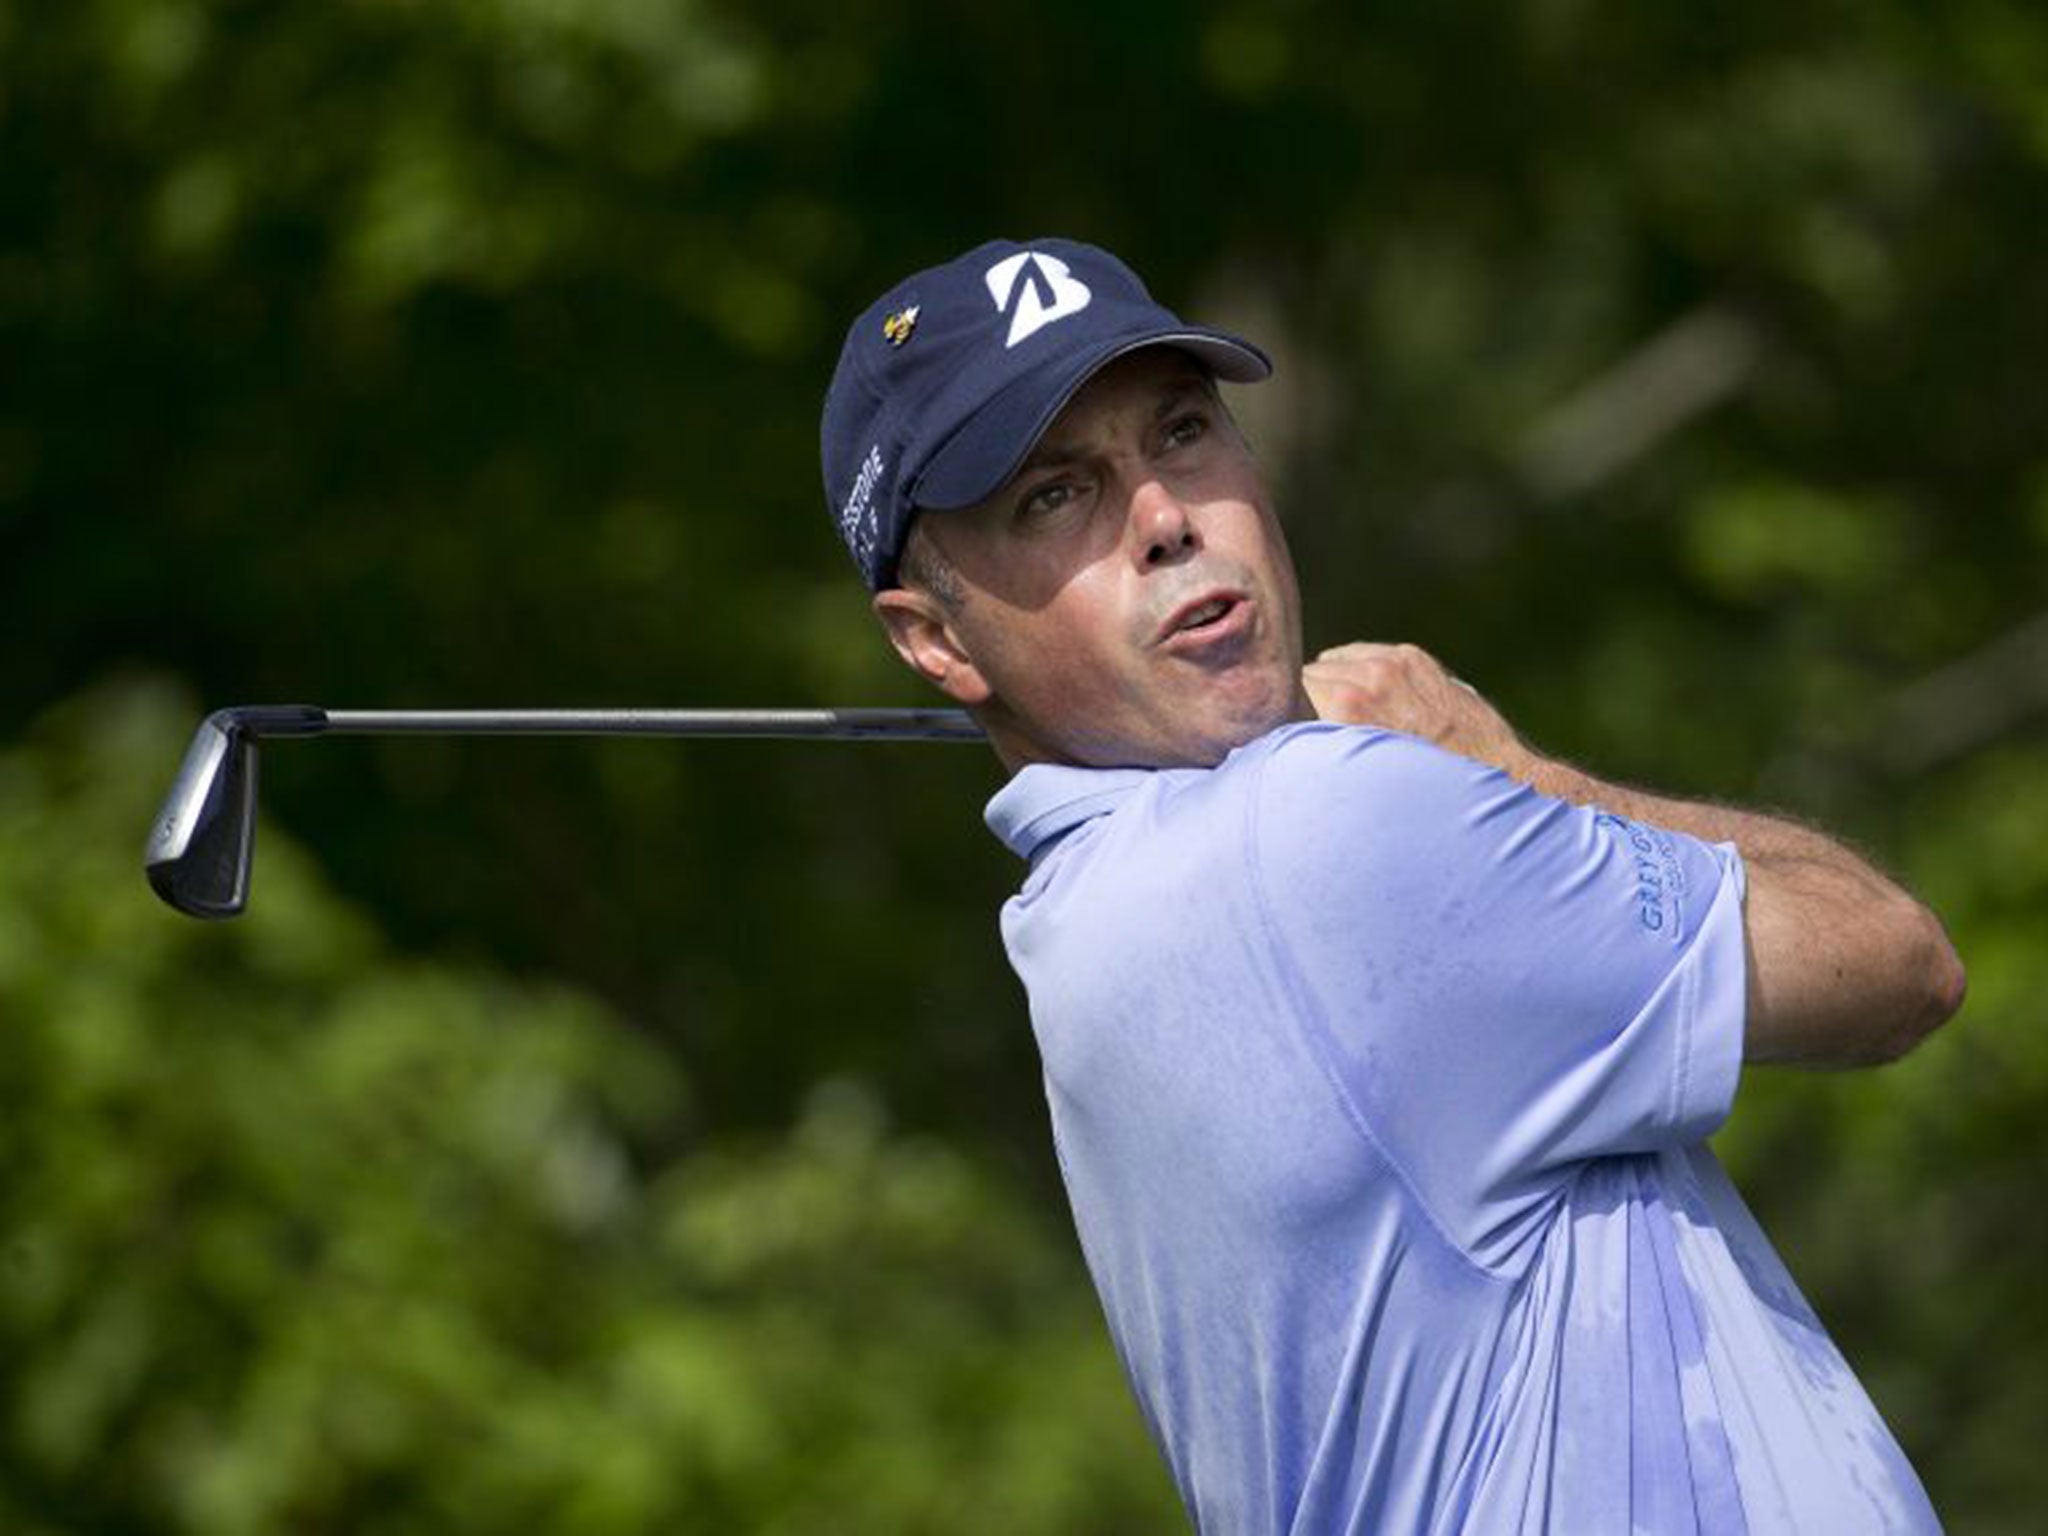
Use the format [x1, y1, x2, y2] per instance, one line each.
[5, 1, 2046, 1529]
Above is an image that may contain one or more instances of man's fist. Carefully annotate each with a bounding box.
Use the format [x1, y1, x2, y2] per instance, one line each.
[1302, 642, 1534, 779]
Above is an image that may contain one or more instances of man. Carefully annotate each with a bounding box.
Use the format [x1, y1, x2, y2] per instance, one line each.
[820, 238, 1966, 1533]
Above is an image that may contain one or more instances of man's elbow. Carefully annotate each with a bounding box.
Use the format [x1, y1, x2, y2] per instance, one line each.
[1877, 898, 1968, 1062]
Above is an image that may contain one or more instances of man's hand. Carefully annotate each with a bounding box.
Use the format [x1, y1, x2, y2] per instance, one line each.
[1303, 642, 1535, 780]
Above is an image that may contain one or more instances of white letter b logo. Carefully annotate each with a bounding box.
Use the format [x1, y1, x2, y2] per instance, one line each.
[984, 252, 1092, 348]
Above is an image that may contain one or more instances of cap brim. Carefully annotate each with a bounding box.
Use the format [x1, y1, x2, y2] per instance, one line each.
[910, 329, 1271, 513]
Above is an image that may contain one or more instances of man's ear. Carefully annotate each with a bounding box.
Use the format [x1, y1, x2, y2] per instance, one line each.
[872, 588, 993, 706]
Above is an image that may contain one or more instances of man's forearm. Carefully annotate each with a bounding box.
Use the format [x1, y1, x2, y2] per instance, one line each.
[1512, 755, 1967, 1067]
[1515, 757, 1885, 893]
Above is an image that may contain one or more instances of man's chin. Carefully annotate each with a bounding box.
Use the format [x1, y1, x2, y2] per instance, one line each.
[1176, 695, 1305, 768]
[996, 674, 1306, 771]
[1216, 673, 1311, 746]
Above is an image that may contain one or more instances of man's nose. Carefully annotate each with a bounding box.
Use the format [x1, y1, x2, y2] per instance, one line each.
[1129, 478, 1198, 568]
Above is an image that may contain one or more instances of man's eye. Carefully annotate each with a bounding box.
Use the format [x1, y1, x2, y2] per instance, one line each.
[1164, 413, 1208, 449]
[1018, 481, 1075, 520]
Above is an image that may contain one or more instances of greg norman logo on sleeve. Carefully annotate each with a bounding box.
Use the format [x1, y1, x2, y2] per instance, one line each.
[1594, 812, 1689, 935]
[984, 251, 1092, 348]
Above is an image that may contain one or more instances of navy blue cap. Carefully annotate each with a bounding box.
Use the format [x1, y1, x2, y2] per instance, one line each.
[821, 238, 1272, 590]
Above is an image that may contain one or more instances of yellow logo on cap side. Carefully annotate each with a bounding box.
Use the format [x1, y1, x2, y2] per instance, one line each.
[882, 306, 920, 347]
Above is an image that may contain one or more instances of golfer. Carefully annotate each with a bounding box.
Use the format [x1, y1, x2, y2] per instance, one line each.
[821, 238, 1965, 1534]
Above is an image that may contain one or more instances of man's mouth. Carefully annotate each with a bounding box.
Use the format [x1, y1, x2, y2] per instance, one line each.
[1159, 591, 1251, 649]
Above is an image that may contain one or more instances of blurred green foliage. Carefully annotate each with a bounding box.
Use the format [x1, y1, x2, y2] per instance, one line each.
[0, 685, 1178, 1531]
[3, 0, 2045, 1529]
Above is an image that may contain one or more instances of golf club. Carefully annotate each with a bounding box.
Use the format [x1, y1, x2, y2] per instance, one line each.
[145, 704, 984, 920]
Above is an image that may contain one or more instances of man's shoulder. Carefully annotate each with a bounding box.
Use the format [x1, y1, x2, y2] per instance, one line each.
[1246, 720, 1508, 833]
[985, 722, 1474, 862]
[1245, 722, 1573, 926]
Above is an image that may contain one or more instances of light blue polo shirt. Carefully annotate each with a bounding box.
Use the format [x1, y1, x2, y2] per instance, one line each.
[986, 722, 1939, 1535]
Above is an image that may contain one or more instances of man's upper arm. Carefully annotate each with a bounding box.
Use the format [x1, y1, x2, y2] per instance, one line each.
[1250, 724, 1748, 1265]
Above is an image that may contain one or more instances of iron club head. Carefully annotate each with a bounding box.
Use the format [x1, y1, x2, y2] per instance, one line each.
[144, 706, 327, 919]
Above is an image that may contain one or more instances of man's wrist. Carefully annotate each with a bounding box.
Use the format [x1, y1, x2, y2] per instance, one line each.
[1496, 740, 1565, 795]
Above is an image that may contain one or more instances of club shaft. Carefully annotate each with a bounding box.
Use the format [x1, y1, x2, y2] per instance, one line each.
[145, 703, 982, 921]
[318, 707, 983, 741]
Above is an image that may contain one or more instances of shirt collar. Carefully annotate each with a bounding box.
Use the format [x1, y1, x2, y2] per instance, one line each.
[984, 762, 1154, 860]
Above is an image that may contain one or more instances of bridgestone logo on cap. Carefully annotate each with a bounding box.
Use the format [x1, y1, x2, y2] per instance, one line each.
[985, 252, 1092, 348]
[839, 443, 886, 569]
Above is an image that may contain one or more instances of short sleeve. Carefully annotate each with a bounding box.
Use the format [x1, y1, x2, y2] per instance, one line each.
[1249, 724, 1747, 1269]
